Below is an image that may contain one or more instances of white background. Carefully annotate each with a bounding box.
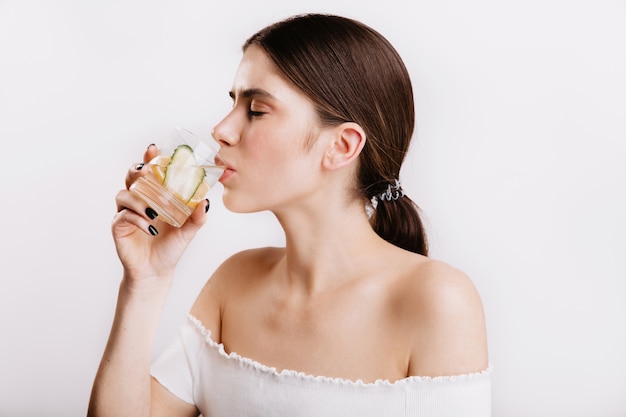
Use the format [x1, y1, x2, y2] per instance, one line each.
[1, 1, 625, 416]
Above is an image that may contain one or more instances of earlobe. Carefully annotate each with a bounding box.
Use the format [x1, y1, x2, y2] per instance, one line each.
[323, 122, 366, 171]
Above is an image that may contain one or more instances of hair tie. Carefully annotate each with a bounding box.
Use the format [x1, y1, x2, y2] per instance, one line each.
[379, 179, 404, 201]
[366, 179, 404, 218]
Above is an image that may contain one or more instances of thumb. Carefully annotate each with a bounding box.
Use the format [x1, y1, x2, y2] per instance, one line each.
[180, 199, 210, 236]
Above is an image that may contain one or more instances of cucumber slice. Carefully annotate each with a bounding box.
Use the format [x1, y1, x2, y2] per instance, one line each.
[163, 144, 206, 203]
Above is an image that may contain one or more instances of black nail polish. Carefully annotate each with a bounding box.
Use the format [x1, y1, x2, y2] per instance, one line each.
[135, 163, 145, 171]
[204, 199, 210, 213]
[145, 207, 158, 220]
[148, 225, 158, 236]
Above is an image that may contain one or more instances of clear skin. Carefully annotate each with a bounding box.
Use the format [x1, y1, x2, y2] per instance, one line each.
[88, 45, 488, 417]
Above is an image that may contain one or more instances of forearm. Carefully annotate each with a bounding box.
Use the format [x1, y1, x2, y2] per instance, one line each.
[88, 274, 173, 417]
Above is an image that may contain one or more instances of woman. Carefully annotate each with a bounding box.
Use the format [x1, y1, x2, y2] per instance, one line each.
[88, 13, 490, 417]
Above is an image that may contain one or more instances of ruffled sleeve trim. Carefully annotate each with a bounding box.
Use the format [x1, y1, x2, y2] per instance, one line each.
[187, 314, 492, 389]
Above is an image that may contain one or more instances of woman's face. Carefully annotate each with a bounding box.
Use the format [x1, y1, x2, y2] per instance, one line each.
[213, 45, 327, 213]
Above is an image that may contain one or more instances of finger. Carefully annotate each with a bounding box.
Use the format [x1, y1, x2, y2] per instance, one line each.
[124, 160, 153, 190]
[191, 198, 210, 222]
[144, 143, 160, 163]
[112, 207, 159, 237]
[179, 199, 210, 237]
[123, 145, 161, 189]
[115, 189, 159, 222]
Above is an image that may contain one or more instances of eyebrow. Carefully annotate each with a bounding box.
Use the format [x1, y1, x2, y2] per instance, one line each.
[229, 88, 276, 101]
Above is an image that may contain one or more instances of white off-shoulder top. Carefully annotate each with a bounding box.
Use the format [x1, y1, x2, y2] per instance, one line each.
[151, 315, 492, 417]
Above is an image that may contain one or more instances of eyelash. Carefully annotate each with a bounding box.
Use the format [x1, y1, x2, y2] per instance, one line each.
[248, 109, 266, 117]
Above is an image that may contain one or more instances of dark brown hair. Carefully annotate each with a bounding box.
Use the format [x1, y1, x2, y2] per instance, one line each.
[244, 13, 428, 255]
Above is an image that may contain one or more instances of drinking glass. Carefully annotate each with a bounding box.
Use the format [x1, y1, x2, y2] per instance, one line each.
[130, 127, 225, 227]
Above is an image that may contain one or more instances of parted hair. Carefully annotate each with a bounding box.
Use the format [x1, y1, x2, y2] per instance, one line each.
[244, 13, 428, 255]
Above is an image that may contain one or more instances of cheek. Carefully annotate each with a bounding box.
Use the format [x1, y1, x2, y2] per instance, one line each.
[240, 116, 322, 192]
[247, 137, 288, 165]
[248, 123, 310, 169]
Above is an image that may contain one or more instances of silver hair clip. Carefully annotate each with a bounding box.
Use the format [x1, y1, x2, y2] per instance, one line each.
[379, 179, 404, 201]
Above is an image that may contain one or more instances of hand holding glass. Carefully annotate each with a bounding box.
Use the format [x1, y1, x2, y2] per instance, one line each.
[130, 127, 225, 227]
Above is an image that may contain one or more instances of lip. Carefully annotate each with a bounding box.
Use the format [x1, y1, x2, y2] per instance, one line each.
[219, 167, 236, 183]
[215, 155, 235, 182]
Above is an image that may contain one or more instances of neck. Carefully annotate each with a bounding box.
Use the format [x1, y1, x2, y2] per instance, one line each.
[273, 198, 386, 298]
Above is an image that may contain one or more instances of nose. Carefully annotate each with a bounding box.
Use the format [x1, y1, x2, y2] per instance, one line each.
[212, 111, 240, 148]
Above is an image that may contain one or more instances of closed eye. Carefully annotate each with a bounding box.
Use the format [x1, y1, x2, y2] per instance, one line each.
[248, 109, 266, 117]
[229, 89, 274, 118]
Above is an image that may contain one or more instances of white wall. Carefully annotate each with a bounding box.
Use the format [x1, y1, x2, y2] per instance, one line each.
[1, 1, 624, 416]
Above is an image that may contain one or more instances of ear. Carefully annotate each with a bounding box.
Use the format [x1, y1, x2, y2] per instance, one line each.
[322, 122, 366, 171]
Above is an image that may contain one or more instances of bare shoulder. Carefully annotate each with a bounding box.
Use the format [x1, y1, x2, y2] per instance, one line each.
[400, 256, 483, 313]
[214, 246, 284, 281]
[392, 254, 489, 377]
[190, 247, 284, 340]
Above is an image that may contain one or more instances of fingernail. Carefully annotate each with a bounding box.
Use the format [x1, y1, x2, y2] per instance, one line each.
[147, 143, 155, 150]
[204, 199, 210, 213]
[135, 163, 145, 171]
[148, 225, 158, 236]
[145, 207, 158, 220]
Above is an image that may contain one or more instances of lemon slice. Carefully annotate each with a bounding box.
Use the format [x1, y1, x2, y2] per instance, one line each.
[150, 156, 169, 183]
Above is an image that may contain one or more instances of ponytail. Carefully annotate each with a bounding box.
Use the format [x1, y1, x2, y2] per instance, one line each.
[370, 195, 428, 256]
[366, 180, 428, 255]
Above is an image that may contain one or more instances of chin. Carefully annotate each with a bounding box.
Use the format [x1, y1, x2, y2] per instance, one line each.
[221, 192, 265, 214]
